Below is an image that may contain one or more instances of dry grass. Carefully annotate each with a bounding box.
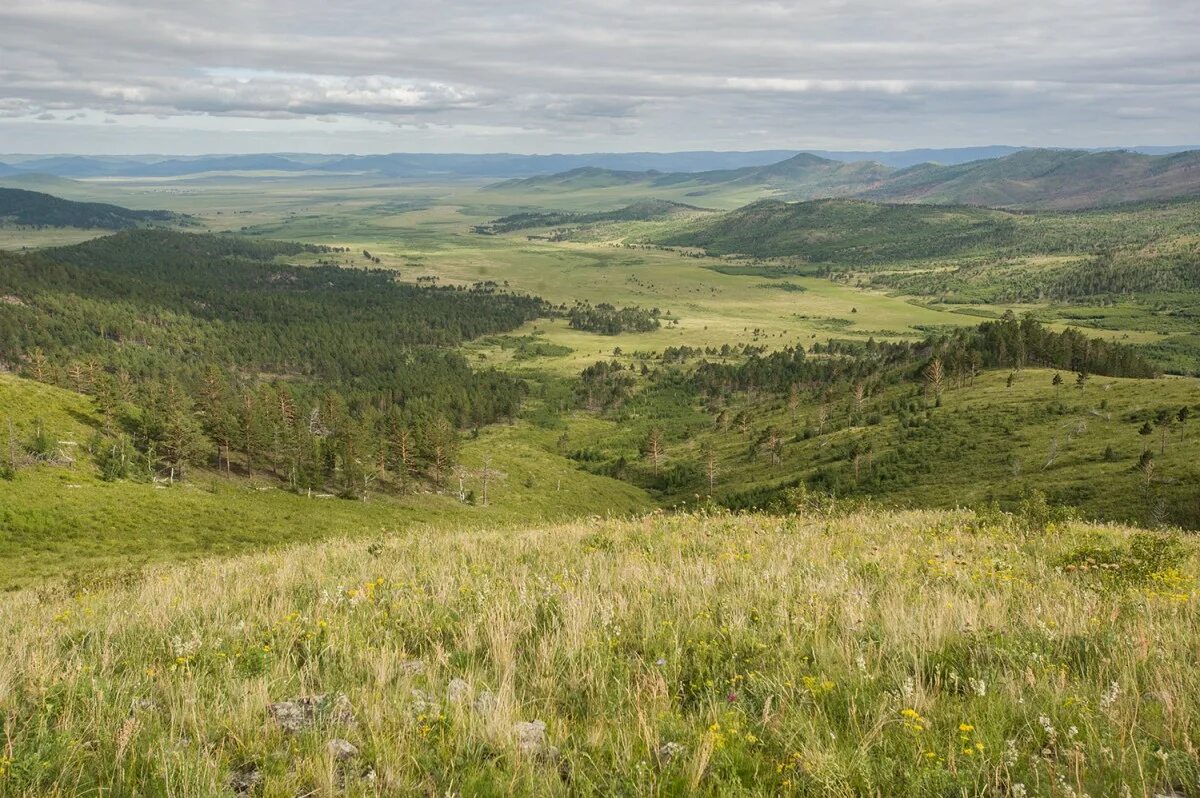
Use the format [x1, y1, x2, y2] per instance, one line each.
[1, 508, 1197, 796]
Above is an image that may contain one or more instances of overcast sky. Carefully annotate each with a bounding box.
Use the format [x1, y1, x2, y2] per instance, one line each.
[1, 0, 1197, 154]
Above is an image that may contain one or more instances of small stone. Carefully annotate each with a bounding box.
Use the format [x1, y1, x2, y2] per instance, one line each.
[399, 659, 425, 676]
[474, 690, 497, 715]
[447, 678, 471, 704]
[328, 693, 356, 726]
[267, 693, 354, 732]
[228, 764, 261, 795]
[326, 738, 358, 761]
[267, 699, 312, 733]
[514, 720, 547, 754]
[410, 688, 440, 716]
[657, 741, 686, 763]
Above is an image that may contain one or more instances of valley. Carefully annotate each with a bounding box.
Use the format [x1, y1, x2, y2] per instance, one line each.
[1, 147, 1199, 797]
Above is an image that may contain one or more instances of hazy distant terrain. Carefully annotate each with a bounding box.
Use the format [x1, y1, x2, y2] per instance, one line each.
[494, 148, 1200, 210]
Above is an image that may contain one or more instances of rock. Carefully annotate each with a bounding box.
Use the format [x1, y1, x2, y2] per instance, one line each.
[267, 699, 311, 733]
[410, 688, 440, 716]
[267, 693, 355, 733]
[228, 764, 261, 795]
[326, 738, 358, 761]
[513, 720, 548, 754]
[447, 678, 472, 704]
[399, 659, 425, 676]
[474, 690, 497, 715]
[329, 693, 357, 726]
[657, 741, 686, 763]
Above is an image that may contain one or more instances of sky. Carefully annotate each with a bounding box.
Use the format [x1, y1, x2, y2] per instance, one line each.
[1, 0, 1198, 155]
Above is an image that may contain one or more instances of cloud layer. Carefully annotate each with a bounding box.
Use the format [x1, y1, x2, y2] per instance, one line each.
[1, 0, 1197, 153]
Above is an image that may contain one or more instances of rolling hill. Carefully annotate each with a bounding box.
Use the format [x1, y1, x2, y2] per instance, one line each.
[0, 187, 185, 229]
[489, 148, 1200, 210]
[861, 148, 1200, 209]
[657, 198, 1021, 263]
[472, 198, 709, 234]
[487, 153, 894, 200]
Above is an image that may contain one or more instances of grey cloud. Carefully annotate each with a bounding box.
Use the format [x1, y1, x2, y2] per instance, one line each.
[0, 0, 1197, 152]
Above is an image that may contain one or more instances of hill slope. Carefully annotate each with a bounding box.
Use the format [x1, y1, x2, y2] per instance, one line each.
[0, 187, 183, 229]
[473, 198, 710, 234]
[863, 149, 1200, 209]
[658, 198, 1021, 263]
[0, 372, 651, 587]
[488, 153, 893, 200]
[487, 149, 1200, 209]
[2, 507, 1196, 794]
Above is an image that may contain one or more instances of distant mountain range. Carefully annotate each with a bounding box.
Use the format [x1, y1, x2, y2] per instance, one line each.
[491, 148, 1200, 210]
[1, 146, 1198, 181]
[0, 188, 186, 229]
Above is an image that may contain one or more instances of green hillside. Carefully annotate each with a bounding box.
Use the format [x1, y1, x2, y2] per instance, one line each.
[473, 198, 709, 234]
[862, 149, 1200, 209]
[0, 372, 650, 588]
[657, 199, 1020, 263]
[0, 187, 185, 230]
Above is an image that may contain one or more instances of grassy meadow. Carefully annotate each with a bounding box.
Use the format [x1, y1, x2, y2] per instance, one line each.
[2, 508, 1198, 795]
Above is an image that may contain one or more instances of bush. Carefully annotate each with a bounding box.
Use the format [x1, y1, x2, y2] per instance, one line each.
[1015, 489, 1078, 535]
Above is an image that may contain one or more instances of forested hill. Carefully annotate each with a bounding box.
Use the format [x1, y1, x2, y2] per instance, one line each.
[0, 230, 552, 495]
[0, 187, 185, 229]
[0, 230, 549, 393]
[657, 198, 1021, 263]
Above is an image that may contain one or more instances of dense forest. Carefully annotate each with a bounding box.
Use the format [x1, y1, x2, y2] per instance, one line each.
[0, 187, 184, 229]
[0, 230, 550, 495]
[567, 301, 662, 334]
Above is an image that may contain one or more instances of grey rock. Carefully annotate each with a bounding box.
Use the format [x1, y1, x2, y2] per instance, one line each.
[228, 764, 261, 795]
[326, 738, 358, 761]
[514, 720, 548, 754]
[399, 659, 425, 676]
[447, 678, 471, 704]
[267, 693, 355, 733]
[474, 690, 497, 715]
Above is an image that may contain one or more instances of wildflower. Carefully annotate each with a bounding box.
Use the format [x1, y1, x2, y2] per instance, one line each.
[1100, 681, 1121, 710]
[657, 741, 686, 763]
[900, 708, 925, 733]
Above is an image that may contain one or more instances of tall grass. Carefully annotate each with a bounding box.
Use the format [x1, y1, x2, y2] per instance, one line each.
[1, 508, 1196, 796]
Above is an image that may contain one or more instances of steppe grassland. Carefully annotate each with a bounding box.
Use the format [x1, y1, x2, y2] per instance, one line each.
[1, 509, 1196, 796]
